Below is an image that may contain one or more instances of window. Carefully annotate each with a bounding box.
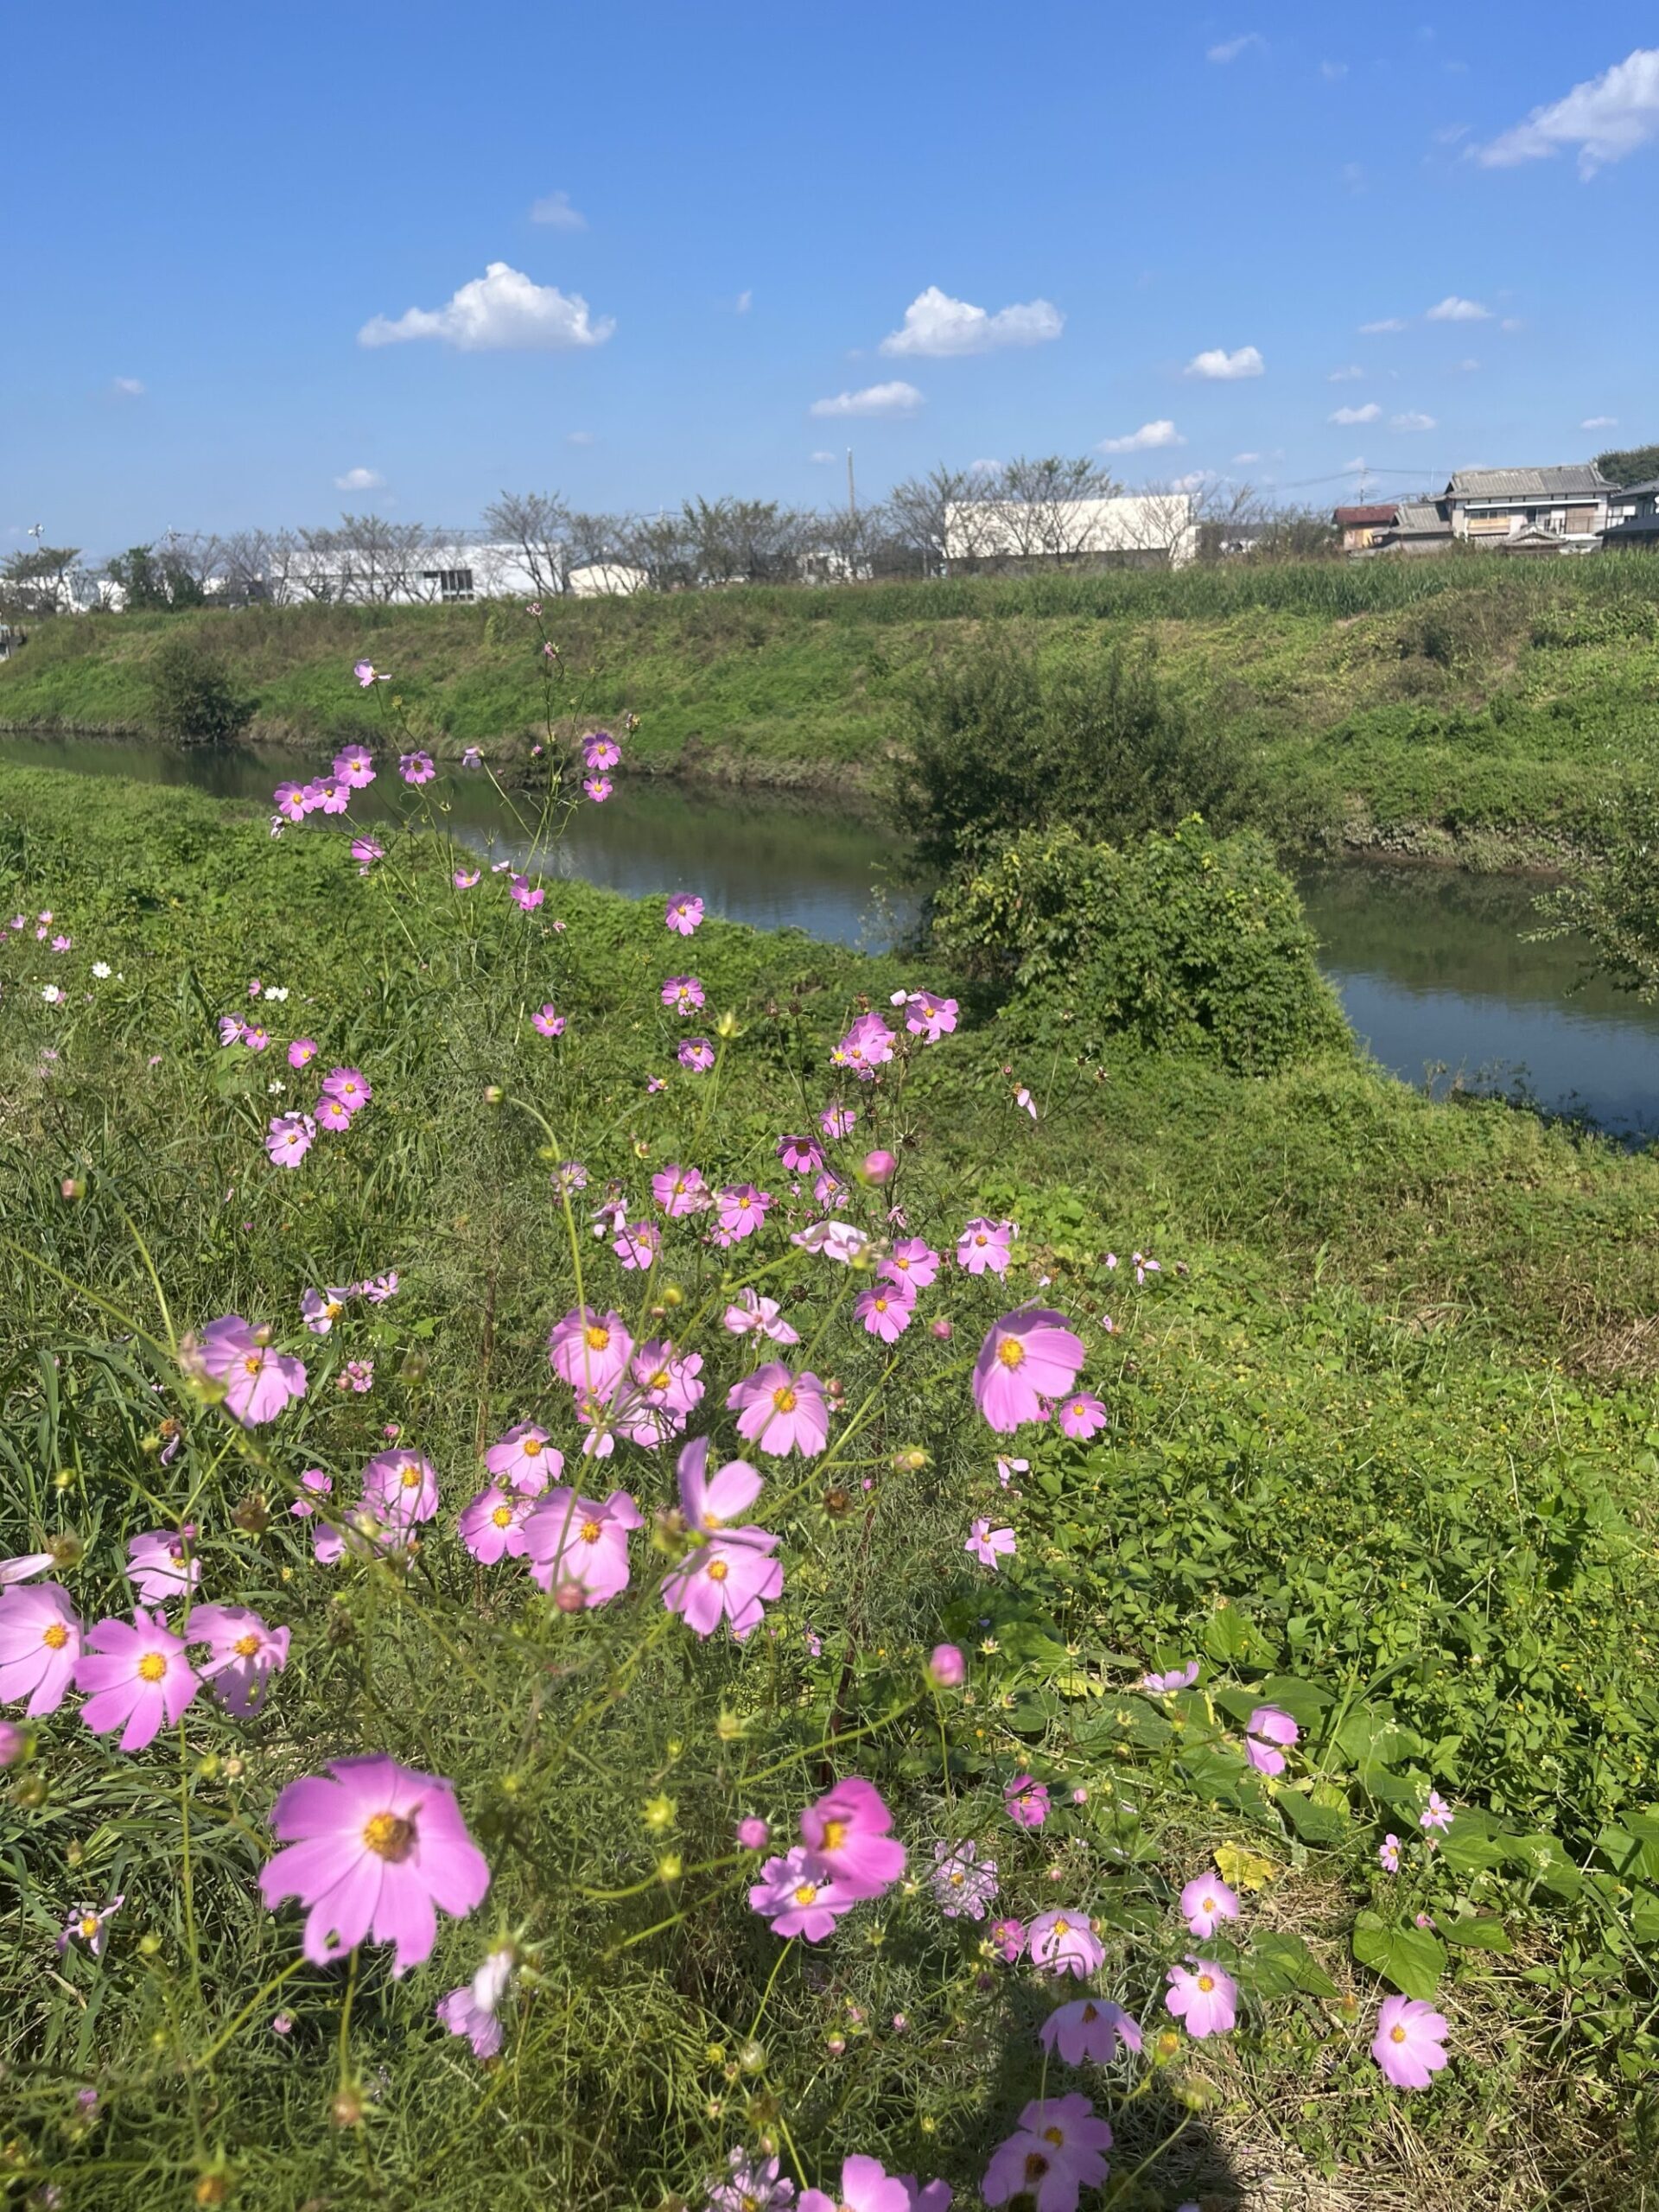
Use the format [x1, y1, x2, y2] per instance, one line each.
[423, 569, 476, 602]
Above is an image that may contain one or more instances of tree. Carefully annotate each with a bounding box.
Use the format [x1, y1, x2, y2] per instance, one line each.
[613, 512, 695, 592]
[1596, 443, 1659, 488]
[0, 544, 83, 617]
[105, 542, 211, 609]
[148, 633, 254, 745]
[888, 467, 977, 576]
[1532, 786, 1659, 999]
[481, 491, 571, 595]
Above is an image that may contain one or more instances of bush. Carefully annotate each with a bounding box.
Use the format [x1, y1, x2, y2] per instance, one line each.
[889, 632, 1259, 873]
[930, 817, 1351, 1072]
[147, 632, 254, 744]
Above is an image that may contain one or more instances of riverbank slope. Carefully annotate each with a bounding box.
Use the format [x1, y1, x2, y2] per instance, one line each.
[3, 557, 1658, 862]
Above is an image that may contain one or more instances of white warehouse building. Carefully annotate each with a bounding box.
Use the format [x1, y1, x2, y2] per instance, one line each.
[944, 493, 1198, 572]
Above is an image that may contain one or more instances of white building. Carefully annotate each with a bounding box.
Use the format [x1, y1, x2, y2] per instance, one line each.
[1442, 466, 1613, 550]
[566, 561, 650, 597]
[944, 493, 1198, 571]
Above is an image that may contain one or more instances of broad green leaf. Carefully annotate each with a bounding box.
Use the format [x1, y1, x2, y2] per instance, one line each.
[1440, 1915, 1511, 1952]
[1279, 1789, 1350, 1847]
[1352, 1910, 1446, 2001]
[1246, 1929, 1339, 2000]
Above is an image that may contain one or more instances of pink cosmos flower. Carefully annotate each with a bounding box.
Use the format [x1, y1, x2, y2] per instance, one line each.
[736, 1816, 771, 1852]
[931, 1838, 998, 1920]
[662, 975, 705, 1015]
[927, 1643, 966, 1688]
[1179, 1876, 1241, 1939]
[307, 775, 349, 816]
[522, 1487, 642, 1606]
[349, 835, 384, 873]
[334, 744, 375, 788]
[273, 782, 308, 823]
[973, 1309, 1086, 1433]
[957, 1218, 1015, 1276]
[454, 868, 480, 888]
[361, 1448, 440, 1529]
[791, 1218, 869, 1263]
[484, 1422, 560, 1493]
[583, 732, 620, 770]
[982, 2094, 1113, 2212]
[855, 1281, 913, 1343]
[1140, 1660, 1200, 1693]
[662, 1519, 782, 1641]
[707, 2149, 797, 2212]
[0, 1582, 82, 1715]
[715, 1184, 772, 1241]
[903, 991, 959, 1043]
[665, 893, 704, 936]
[219, 1014, 247, 1046]
[266, 1113, 315, 1167]
[459, 1484, 537, 1564]
[188, 1605, 289, 1717]
[59, 1896, 124, 1958]
[1372, 1994, 1450, 2090]
[353, 659, 380, 687]
[798, 1776, 906, 1900]
[883, 1238, 940, 1290]
[1039, 1999, 1142, 2066]
[1055, 1392, 1108, 1442]
[652, 1163, 710, 1217]
[188, 1315, 308, 1426]
[966, 1520, 1016, 1569]
[727, 1363, 830, 1457]
[260, 1753, 490, 1975]
[833, 1012, 895, 1079]
[528, 1002, 566, 1039]
[1421, 1790, 1453, 1834]
[613, 1221, 660, 1271]
[722, 1289, 800, 1344]
[748, 1846, 855, 1941]
[288, 1037, 319, 1070]
[436, 1946, 514, 2061]
[321, 1066, 372, 1113]
[777, 1134, 823, 1173]
[618, 1344, 705, 1445]
[548, 1306, 633, 1395]
[315, 1094, 354, 1135]
[0, 1552, 55, 1588]
[1165, 1959, 1238, 2038]
[75, 1610, 200, 1751]
[510, 875, 545, 912]
[398, 751, 436, 785]
[1379, 1834, 1402, 1872]
[990, 1916, 1027, 1963]
[360, 1270, 399, 1303]
[678, 1037, 715, 1072]
[582, 774, 613, 803]
[301, 1286, 351, 1335]
[1029, 1908, 1105, 1979]
[125, 1529, 200, 1607]
[798, 2157, 911, 2212]
[1244, 1706, 1300, 1777]
[819, 1104, 855, 1139]
[1004, 1774, 1049, 1829]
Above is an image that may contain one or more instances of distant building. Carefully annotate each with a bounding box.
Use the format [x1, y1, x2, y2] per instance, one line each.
[1602, 479, 1659, 549]
[1383, 499, 1455, 556]
[1442, 465, 1613, 550]
[1332, 502, 1401, 552]
[944, 493, 1198, 571]
[565, 561, 651, 597]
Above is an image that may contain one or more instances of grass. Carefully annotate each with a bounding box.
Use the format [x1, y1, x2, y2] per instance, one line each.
[3, 554, 1659, 860]
[2, 760, 1658, 2209]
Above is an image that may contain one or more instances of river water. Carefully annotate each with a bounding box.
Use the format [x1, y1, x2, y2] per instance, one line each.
[7, 733, 1659, 1141]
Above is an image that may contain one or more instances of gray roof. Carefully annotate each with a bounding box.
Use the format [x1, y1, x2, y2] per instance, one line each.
[1610, 477, 1659, 499]
[1391, 501, 1452, 533]
[1446, 465, 1610, 499]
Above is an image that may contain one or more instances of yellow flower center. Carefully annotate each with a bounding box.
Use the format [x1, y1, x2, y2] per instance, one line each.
[137, 1652, 167, 1682]
[1052, 1916, 1071, 1936]
[772, 1387, 797, 1413]
[1042, 2127, 1065, 2147]
[400, 1465, 422, 1488]
[523, 1434, 543, 1456]
[1390, 2024, 1408, 2044]
[362, 1811, 416, 1862]
[1198, 1974, 1215, 1993]
[996, 1338, 1025, 1369]
[326, 1300, 342, 1319]
[42, 1622, 69, 1650]
[708, 1558, 730, 1583]
[79, 1916, 101, 1940]
[737, 1196, 751, 1211]
[820, 1819, 848, 1851]
[585, 1325, 610, 1351]
[949, 1870, 964, 1886]
[579, 1519, 603, 1544]
[649, 1369, 670, 1390]
[233, 1633, 261, 1657]
[791, 1883, 817, 1906]
[975, 1233, 988, 1247]
[491, 1505, 514, 1529]
[874, 1298, 889, 1313]
[1202, 1895, 1214, 1912]
[243, 1354, 264, 1376]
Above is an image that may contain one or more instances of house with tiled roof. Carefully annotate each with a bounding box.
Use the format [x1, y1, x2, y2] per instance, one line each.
[1442, 465, 1614, 550]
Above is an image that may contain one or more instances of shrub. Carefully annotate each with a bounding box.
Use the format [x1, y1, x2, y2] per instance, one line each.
[889, 633, 1259, 873]
[930, 817, 1351, 1072]
[147, 632, 254, 744]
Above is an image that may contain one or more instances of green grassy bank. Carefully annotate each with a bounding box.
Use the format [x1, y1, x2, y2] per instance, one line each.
[4, 555, 1659, 863]
[3, 760, 1658, 2206]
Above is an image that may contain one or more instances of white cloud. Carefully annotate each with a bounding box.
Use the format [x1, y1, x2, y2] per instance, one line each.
[530, 191, 587, 229]
[1320, 59, 1348, 80]
[735, 289, 753, 315]
[1169, 470, 1210, 493]
[1207, 32, 1264, 62]
[810, 380, 922, 419]
[1426, 294, 1490, 321]
[1328, 364, 1364, 382]
[335, 466, 384, 491]
[1341, 454, 1371, 473]
[1360, 317, 1407, 334]
[1185, 344, 1264, 379]
[359, 263, 614, 352]
[1232, 450, 1262, 463]
[809, 450, 839, 464]
[1501, 316, 1525, 333]
[1331, 403, 1382, 424]
[968, 457, 1001, 475]
[879, 285, 1064, 357]
[567, 430, 595, 446]
[111, 376, 145, 397]
[1098, 419, 1184, 454]
[1473, 46, 1659, 177]
[1390, 411, 1437, 431]
[1455, 357, 1480, 372]
[1582, 415, 1618, 429]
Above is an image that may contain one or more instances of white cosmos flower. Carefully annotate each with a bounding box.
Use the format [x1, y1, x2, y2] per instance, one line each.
[92, 961, 111, 979]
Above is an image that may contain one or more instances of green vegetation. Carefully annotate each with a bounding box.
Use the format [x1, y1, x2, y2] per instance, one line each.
[3, 758, 1659, 2207]
[3, 554, 1659, 862]
[147, 634, 255, 746]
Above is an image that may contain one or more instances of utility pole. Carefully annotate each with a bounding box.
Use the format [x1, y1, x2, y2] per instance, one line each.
[846, 448, 856, 517]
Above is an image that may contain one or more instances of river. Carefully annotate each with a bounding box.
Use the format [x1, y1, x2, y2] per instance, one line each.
[6, 733, 1659, 1141]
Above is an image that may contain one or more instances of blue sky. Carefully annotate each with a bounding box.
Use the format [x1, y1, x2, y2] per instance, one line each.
[6, 3, 1658, 554]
